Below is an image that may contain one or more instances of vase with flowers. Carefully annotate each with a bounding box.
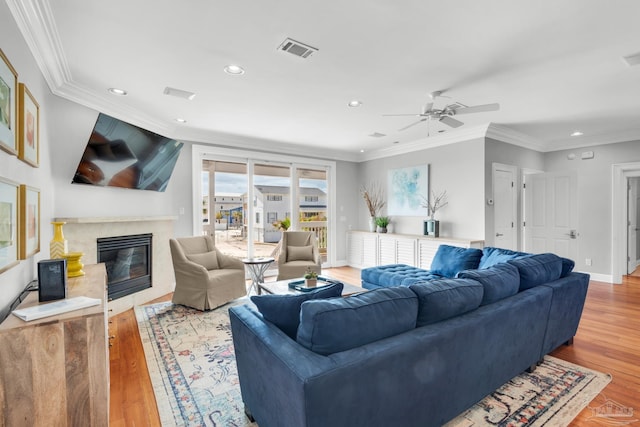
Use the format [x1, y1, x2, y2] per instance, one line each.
[361, 182, 385, 232]
[420, 190, 448, 237]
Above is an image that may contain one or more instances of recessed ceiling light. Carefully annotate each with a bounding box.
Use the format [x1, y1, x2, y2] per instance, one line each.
[175, 118, 187, 123]
[570, 131, 583, 137]
[108, 87, 127, 96]
[224, 65, 245, 75]
[360, 149, 364, 153]
[348, 100, 362, 107]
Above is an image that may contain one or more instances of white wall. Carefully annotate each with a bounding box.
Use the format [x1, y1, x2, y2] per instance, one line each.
[543, 140, 640, 277]
[1, 1, 57, 317]
[358, 139, 485, 240]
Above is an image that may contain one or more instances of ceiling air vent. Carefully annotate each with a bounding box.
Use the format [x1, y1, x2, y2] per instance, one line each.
[369, 132, 386, 138]
[278, 38, 318, 58]
[163, 87, 196, 100]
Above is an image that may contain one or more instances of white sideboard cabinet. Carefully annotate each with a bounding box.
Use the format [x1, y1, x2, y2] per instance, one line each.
[347, 231, 484, 270]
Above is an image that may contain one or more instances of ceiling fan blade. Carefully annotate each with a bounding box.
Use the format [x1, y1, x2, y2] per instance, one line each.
[453, 103, 500, 115]
[399, 118, 427, 131]
[439, 116, 464, 128]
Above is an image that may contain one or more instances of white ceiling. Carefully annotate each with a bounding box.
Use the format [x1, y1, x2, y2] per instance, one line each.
[8, 0, 640, 161]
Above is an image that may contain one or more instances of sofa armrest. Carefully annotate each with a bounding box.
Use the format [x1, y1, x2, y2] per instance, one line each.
[229, 305, 336, 426]
[539, 272, 589, 354]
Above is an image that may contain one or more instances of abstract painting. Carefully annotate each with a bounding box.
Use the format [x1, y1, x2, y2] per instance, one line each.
[20, 185, 40, 259]
[387, 164, 429, 216]
[0, 49, 18, 155]
[0, 177, 19, 273]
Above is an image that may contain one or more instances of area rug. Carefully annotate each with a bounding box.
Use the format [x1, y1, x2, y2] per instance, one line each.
[135, 300, 611, 427]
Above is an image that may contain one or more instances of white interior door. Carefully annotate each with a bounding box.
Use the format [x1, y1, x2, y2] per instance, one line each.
[524, 171, 578, 260]
[628, 177, 639, 273]
[493, 163, 518, 250]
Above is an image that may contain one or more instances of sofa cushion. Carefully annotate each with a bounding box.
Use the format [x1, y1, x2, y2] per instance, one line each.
[296, 287, 418, 355]
[508, 253, 563, 291]
[361, 264, 443, 288]
[186, 250, 218, 270]
[287, 245, 314, 261]
[560, 257, 575, 277]
[429, 245, 483, 278]
[457, 263, 520, 305]
[409, 278, 483, 326]
[250, 283, 343, 339]
[479, 247, 529, 269]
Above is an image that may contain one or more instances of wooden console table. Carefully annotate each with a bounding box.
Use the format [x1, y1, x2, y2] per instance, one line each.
[0, 263, 109, 426]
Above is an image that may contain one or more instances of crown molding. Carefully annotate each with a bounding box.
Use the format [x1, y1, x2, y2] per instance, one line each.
[485, 123, 547, 152]
[543, 128, 640, 152]
[358, 123, 491, 162]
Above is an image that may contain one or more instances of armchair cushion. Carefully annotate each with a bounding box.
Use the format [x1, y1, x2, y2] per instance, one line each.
[186, 250, 219, 270]
[250, 283, 344, 339]
[287, 245, 314, 262]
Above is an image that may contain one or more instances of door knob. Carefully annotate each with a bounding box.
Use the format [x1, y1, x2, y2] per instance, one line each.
[566, 230, 578, 239]
[496, 233, 504, 237]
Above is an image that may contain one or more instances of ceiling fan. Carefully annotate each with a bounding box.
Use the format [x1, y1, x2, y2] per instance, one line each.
[383, 91, 500, 132]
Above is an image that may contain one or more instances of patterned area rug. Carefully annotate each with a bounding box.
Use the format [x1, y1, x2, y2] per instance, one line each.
[135, 300, 611, 427]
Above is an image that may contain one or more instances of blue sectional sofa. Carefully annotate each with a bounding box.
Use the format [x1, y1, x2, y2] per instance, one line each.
[229, 250, 589, 427]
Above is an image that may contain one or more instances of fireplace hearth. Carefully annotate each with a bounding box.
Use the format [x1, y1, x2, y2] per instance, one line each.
[97, 234, 152, 300]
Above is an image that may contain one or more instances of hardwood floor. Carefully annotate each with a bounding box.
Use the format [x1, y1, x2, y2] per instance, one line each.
[109, 268, 640, 426]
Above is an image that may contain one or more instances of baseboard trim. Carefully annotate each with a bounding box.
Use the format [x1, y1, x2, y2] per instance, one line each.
[576, 271, 614, 284]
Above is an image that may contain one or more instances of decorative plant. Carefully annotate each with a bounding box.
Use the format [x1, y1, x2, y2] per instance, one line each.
[375, 216, 391, 228]
[304, 268, 318, 280]
[420, 190, 448, 220]
[272, 217, 291, 231]
[360, 182, 386, 218]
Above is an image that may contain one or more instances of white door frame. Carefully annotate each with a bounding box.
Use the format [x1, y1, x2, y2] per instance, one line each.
[612, 162, 640, 284]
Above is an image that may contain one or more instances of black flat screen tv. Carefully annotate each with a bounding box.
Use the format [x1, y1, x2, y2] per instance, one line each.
[72, 113, 184, 192]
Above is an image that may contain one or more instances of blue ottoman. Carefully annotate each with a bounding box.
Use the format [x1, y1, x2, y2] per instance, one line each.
[361, 264, 443, 290]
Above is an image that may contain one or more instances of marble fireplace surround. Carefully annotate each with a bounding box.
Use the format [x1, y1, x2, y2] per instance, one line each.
[53, 216, 176, 316]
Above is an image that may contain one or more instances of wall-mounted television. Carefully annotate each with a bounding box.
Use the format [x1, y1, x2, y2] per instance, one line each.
[72, 113, 184, 192]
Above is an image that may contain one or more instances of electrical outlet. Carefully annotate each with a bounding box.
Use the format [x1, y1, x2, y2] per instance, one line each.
[179, 207, 185, 215]
[585, 258, 592, 266]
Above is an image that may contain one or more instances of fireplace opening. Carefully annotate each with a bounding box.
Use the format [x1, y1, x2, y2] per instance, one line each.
[97, 233, 152, 300]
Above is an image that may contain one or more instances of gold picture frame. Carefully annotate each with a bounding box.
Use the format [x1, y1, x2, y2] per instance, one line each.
[0, 49, 18, 156]
[19, 185, 40, 259]
[18, 84, 40, 167]
[0, 177, 20, 273]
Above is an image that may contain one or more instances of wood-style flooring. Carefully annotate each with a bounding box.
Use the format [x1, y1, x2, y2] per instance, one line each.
[109, 268, 640, 426]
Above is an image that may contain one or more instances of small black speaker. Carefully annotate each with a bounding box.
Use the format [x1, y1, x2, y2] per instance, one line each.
[38, 259, 68, 302]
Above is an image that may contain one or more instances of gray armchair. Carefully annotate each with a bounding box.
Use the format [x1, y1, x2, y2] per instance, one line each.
[170, 236, 246, 310]
[276, 231, 322, 280]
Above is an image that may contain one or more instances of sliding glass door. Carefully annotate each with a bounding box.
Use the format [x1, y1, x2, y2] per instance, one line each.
[194, 146, 336, 269]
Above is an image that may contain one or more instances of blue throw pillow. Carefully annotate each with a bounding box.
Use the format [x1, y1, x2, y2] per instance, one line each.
[507, 253, 562, 291]
[250, 283, 343, 339]
[479, 247, 529, 269]
[457, 263, 520, 305]
[296, 287, 418, 355]
[429, 245, 483, 278]
[409, 278, 483, 326]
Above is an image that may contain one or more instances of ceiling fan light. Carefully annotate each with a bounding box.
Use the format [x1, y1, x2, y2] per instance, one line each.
[348, 100, 362, 107]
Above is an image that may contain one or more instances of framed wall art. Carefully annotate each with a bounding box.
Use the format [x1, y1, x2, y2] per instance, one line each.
[0, 49, 18, 155]
[0, 177, 20, 273]
[19, 185, 40, 259]
[18, 83, 40, 167]
[387, 164, 429, 216]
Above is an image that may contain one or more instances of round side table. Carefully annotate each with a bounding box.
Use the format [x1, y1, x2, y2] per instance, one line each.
[242, 257, 274, 295]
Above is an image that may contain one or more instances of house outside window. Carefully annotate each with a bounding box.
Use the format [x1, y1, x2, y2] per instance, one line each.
[267, 212, 277, 223]
[304, 196, 319, 202]
[267, 195, 283, 201]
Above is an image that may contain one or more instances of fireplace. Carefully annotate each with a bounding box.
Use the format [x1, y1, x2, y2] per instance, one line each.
[97, 234, 152, 300]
